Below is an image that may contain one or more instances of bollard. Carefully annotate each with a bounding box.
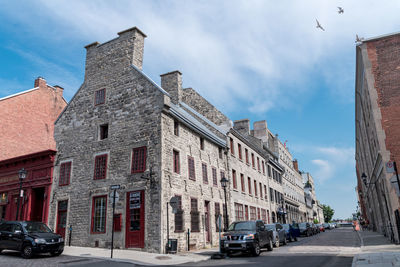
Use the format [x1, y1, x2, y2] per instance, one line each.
[187, 228, 190, 251]
[68, 225, 72, 246]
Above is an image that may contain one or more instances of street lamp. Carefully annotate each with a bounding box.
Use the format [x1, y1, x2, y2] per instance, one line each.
[220, 176, 229, 231]
[16, 168, 27, 220]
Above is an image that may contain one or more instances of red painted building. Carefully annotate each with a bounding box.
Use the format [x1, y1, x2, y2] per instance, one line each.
[0, 77, 66, 222]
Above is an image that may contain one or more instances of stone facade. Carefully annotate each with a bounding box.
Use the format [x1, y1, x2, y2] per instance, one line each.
[355, 32, 400, 243]
[277, 140, 305, 223]
[48, 26, 324, 254]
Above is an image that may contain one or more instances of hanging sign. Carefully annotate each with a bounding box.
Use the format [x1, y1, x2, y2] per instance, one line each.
[130, 192, 141, 209]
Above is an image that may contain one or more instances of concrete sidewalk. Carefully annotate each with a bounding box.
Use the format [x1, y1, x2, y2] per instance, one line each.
[352, 230, 400, 267]
[63, 246, 216, 266]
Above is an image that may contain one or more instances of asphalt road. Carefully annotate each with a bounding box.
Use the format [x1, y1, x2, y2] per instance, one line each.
[177, 227, 360, 267]
[0, 227, 360, 267]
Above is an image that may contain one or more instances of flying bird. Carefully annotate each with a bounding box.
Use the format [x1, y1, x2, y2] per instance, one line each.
[355, 34, 364, 43]
[338, 7, 344, 14]
[316, 19, 325, 31]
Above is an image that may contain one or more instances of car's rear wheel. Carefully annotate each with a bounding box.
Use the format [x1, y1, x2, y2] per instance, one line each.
[266, 239, 273, 251]
[251, 242, 261, 256]
[0, 248, 3, 254]
[21, 245, 33, 259]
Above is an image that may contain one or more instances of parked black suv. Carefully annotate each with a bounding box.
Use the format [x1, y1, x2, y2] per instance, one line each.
[222, 220, 273, 256]
[0, 221, 64, 258]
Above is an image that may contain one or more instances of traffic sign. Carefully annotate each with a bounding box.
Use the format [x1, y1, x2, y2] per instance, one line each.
[110, 185, 121, 190]
[386, 161, 395, 173]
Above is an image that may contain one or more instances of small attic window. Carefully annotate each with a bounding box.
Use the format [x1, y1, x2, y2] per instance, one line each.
[95, 89, 106, 105]
[99, 124, 108, 140]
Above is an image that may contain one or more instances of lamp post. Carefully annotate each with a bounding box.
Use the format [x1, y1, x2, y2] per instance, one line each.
[16, 168, 27, 220]
[220, 176, 229, 231]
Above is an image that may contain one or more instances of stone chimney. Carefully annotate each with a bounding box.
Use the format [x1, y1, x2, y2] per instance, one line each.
[84, 27, 147, 81]
[293, 159, 299, 172]
[34, 77, 46, 88]
[160, 71, 182, 104]
[253, 120, 268, 143]
[233, 119, 250, 135]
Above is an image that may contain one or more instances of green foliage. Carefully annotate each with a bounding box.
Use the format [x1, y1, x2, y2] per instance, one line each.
[322, 204, 335, 222]
[313, 219, 319, 224]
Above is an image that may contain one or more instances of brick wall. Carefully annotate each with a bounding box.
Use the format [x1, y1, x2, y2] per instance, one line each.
[367, 35, 400, 165]
[0, 77, 66, 161]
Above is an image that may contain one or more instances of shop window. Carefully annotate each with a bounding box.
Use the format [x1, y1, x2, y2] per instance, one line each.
[174, 195, 184, 232]
[190, 198, 199, 232]
[91, 195, 107, 233]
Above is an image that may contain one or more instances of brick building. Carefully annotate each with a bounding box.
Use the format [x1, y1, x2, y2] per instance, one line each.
[0, 78, 66, 222]
[355, 32, 400, 243]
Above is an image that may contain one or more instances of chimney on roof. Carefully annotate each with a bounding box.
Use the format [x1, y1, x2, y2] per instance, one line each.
[253, 120, 268, 143]
[293, 159, 299, 172]
[84, 27, 147, 80]
[233, 119, 250, 135]
[160, 71, 182, 104]
[34, 77, 46, 88]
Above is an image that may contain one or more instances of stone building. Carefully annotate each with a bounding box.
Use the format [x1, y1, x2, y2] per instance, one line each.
[48, 27, 230, 253]
[302, 172, 317, 222]
[0, 77, 66, 223]
[228, 120, 273, 224]
[355, 32, 400, 243]
[231, 120, 285, 223]
[277, 138, 305, 223]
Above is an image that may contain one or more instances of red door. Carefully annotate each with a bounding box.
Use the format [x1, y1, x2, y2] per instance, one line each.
[126, 190, 145, 248]
[56, 200, 68, 239]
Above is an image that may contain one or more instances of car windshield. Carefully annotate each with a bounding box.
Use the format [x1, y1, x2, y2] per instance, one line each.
[299, 223, 307, 227]
[228, 222, 256, 231]
[282, 224, 290, 230]
[22, 222, 52, 233]
[265, 224, 275, 231]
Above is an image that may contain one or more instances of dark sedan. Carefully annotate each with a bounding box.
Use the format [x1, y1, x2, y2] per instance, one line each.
[298, 222, 313, 237]
[0, 221, 64, 258]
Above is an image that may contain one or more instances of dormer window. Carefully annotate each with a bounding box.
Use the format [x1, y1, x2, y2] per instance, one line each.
[95, 89, 106, 105]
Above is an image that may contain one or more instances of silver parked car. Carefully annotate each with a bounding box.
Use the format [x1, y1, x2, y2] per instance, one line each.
[265, 223, 287, 247]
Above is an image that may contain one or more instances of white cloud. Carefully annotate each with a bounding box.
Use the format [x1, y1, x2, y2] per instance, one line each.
[2, 0, 399, 113]
[311, 159, 334, 181]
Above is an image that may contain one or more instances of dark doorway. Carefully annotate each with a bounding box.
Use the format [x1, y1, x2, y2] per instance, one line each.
[31, 187, 45, 222]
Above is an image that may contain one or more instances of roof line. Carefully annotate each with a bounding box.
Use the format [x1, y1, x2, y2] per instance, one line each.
[179, 102, 228, 135]
[362, 31, 400, 43]
[130, 64, 170, 97]
[169, 105, 226, 147]
[0, 87, 39, 102]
